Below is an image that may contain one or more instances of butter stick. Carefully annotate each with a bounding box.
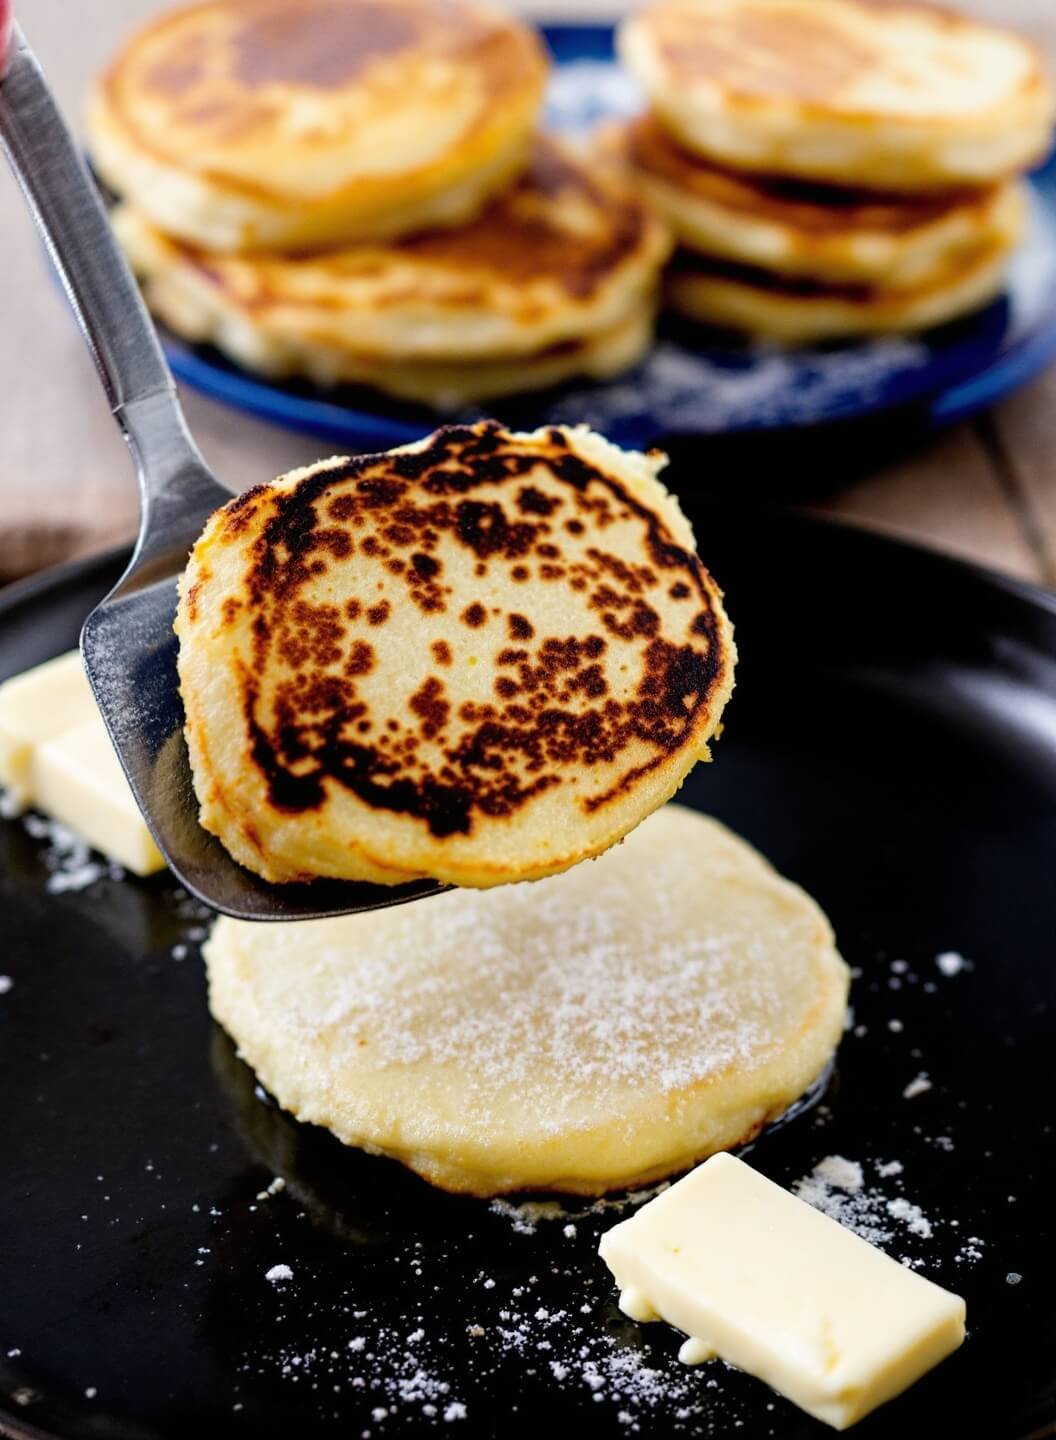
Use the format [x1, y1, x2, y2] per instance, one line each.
[0, 652, 97, 804]
[0, 652, 164, 876]
[599, 1152, 965, 1430]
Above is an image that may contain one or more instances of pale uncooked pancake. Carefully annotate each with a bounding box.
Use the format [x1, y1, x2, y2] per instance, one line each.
[665, 217, 1023, 343]
[619, 0, 1053, 191]
[113, 137, 669, 405]
[175, 423, 736, 887]
[204, 804, 850, 1195]
[606, 113, 1026, 288]
[88, 0, 547, 251]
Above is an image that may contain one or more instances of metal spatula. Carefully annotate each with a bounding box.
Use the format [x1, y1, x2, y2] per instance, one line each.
[0, 16, 440, 920]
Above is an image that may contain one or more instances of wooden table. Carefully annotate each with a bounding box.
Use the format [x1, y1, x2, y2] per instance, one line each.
[3, 0, 1055, 586]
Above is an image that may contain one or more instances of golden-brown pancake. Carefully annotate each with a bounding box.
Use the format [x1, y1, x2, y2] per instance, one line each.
[88, 0, 548, 251]
[175, 423, 736, 887]
[620, 0, 1053, 191]
[665, 220, 1023, 343]
[606, 113, 1026, 288]
[204, 804, 849, 1195]
[112, 138, 671, 405]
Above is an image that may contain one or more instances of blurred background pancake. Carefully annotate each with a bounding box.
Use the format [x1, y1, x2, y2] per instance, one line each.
[607, 113, 1028, 288]
[665, 227, 1024, 341]
[113, 138, 671, 406]
[88, 0, 548, 252]
[620, 0, 1054, 192]
[613, 0, 1049, 341]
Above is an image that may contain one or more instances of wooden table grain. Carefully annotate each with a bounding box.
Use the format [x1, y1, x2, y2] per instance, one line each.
[2, 0, 1055, 586]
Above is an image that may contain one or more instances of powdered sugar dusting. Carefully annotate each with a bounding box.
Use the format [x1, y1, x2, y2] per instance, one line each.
[228, 817, 831, 1137]
[935, 952, 969, 978]
[793, 1156, 939, 1254]
[20, 812, 121, 893]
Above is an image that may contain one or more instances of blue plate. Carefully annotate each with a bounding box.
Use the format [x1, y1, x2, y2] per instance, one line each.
[159, 23, 1056, 452]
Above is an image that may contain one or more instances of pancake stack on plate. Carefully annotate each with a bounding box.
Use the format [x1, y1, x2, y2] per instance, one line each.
[611, 0, 1054, 343]
[89, 0, 670, 408]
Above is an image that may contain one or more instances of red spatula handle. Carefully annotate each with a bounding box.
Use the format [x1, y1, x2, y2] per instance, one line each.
[0, 1, 13, 80]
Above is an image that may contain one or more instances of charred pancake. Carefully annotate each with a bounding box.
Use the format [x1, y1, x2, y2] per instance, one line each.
[204, 804, 849, 1196]
[112, 138, 669, 404]
[175, 423, 736, 888]
[666, 218, 1022, 343]
[605, 113, 1026, 288]
[88, 0, 548, 252]
[620, 0, 1053, 191]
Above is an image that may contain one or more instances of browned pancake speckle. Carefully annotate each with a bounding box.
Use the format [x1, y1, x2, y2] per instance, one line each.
[205, 424, 727, 841]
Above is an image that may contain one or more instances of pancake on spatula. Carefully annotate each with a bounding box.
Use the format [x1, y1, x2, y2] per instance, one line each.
[175, 423, 736, 887]
[204, 804, 849, 1195]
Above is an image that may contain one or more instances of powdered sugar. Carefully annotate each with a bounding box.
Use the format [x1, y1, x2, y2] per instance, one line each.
[935, 952, 970, 978]
[19, 812, 121, 893]
[241, 822, 830, 1140]
[903, 1074, 933, 1100]
[793, 1155, 939, 1254]
[0, 785, 23, 820]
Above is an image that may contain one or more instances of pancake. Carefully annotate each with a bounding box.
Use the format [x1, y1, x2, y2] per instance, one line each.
[88, 0, 548, 252]
[175, 423, 736, 887]
[253, 307, 655, 411]
[204, 803, 850, 1196]
[112, 138, 670, 405]
[665, 219, 1022, 343]
[619, 0, 1054, 192]
[606, 113, 1027, 288]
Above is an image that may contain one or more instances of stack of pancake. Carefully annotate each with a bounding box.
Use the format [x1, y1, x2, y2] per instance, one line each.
[89, 0, 670, 408]
[610, 0, 1054, 343]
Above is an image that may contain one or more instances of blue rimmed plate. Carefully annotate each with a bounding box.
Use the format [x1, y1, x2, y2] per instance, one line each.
[157, 24, 1056, 452]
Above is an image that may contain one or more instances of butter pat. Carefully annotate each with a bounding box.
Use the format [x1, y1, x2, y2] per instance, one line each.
[0, 652, 97, 804]
[598, 1152, 965, 1430]
[0, 652, 164, 876]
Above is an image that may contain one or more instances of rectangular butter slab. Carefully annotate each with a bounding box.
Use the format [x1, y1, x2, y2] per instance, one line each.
[599, 1152, 965, 1430]
[0, 652, 97, 803]
[32, 719, 164, 876]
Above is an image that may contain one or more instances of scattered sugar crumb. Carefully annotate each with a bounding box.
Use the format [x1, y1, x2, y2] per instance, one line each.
[443, 1402, 467, 1421]
[813, 1156, 863, 1192]
[887, 1019, 903, 1033]
[876, 1160, 903, 1178]
[886, 1198, 933, 1239]
[265, 1264, 293, 1283]
[0, 976, 12, 995]
[936, 952, 969, 977]
[0, 786, 24, 819]
[1006, 1272, 1023, 1285]
[563, 1224, 577, 1239]
[903, 1074, 932, 1100]
[84, 1387, 97, 1400]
